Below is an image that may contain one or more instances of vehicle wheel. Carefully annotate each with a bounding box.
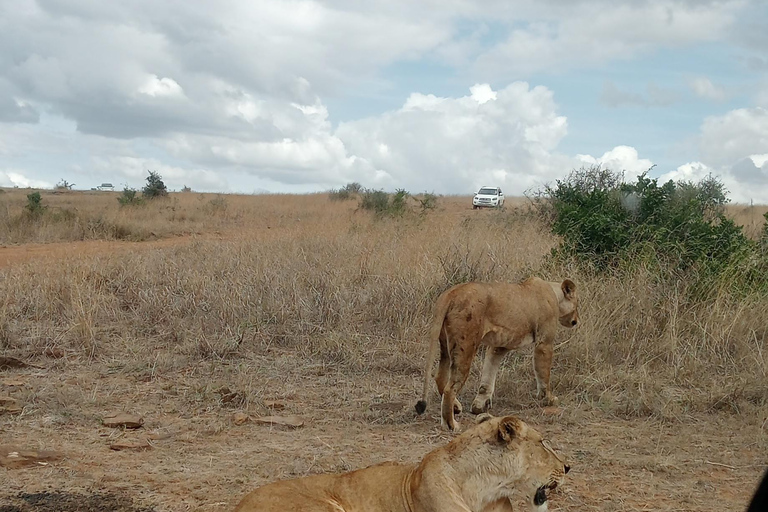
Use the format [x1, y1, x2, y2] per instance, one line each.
[472, 205, 478, 209]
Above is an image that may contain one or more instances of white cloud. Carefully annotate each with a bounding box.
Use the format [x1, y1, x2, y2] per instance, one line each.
[689, 77, 727, 101]
[0, 169, 53, 188]
[335, 82, 570, 193]
[470, 1, 744, 79]
[699, 107, 768, 166]
[138, 75, 185, 98]
[576, 146, 655, 178]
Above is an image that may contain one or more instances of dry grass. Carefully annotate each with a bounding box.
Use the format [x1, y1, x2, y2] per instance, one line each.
[1, 191, 767, 511]
[727, 203, 768, 240]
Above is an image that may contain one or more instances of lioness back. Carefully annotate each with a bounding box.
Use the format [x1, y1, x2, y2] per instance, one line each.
[234, 462, 413, 512]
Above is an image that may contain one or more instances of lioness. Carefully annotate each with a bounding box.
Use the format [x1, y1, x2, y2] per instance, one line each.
[233, 414, 569, 512]
[415, 277, 578, 431]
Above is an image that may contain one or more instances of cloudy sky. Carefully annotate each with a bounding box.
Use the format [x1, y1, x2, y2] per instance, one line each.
[1, 0, 767, 201]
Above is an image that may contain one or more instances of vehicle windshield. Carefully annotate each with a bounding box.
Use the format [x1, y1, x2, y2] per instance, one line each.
[477, 188, 498, 195]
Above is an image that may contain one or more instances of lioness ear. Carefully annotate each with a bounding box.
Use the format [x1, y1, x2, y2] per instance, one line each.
[476, 413, 494, 424]
[497, 417, 521, 443]
[561, 279, 576, 300]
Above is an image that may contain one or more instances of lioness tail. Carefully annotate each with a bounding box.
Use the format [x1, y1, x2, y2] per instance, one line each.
[415, 292, 452, 415]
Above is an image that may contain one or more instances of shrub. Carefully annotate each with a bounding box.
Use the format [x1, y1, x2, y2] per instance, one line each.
[117, 188, 143, 206]
[329, 188, 353, 201]
[540, 165, 767, 295]
[142, 170, 168, 199]
[389, 189, 409, 217]
[25, 192, 46, 216]
[181, 185, 192, 193]
[329, 182, 364, 201]
[418, 192, 438, 214]
[359, 189, 390, 214]
[203, 195, 228, 215]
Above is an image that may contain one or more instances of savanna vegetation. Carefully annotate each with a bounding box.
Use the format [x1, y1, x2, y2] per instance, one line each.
[1, 169, 766, 511]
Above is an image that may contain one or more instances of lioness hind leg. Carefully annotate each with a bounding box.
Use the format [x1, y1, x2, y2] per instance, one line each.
[533, 342, 558, 407]
[434, 331, 463, 416]
[471, 347, 509, 415]
[441, 342, 475, 431]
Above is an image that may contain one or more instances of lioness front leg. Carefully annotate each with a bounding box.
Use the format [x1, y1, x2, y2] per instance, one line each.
[533, 342, 558, 406]
[471, 347, 509, 414]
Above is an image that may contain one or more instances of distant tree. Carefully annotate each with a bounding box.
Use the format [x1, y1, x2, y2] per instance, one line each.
[142, 170, 168, 199]
[55, 179, 75, 190]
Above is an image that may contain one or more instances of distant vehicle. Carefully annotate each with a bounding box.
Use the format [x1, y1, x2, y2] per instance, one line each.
[97, 183, 115, 191]
[472, 186, 505, 209]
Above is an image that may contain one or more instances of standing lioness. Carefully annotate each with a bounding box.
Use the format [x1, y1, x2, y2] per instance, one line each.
[233, 414, 569, 512]
[415, 277, 578, 431]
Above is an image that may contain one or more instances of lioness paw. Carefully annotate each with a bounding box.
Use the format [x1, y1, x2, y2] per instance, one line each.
[471, 397, 490, 415]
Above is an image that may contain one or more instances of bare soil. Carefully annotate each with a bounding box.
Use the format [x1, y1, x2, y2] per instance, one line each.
[1, 345, 765, 512]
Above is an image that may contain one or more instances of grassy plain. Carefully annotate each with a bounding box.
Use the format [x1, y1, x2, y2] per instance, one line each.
[1, 189, 766, 511]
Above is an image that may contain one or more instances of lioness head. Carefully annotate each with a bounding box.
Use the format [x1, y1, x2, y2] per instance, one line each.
[475, 413, 569, 509]
[557, 278, 579, 328]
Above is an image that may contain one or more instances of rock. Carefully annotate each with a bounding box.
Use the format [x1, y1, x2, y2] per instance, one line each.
[0, 396, 22, 415]
[102, 413, 144, 429]
[232, 412, 249, 425]
[0, 446, 62, 468]
[146, 431, 172, 441]
[252, 415, 305, 428]
[109, 439, 152, 451]
[263, 400, 285, 410]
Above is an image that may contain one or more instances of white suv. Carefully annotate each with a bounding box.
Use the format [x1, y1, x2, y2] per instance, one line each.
[472, 186, 505, 209]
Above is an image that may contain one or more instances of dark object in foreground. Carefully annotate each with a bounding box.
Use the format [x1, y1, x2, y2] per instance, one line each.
[0, 491, 154, 512]
[747, 468, 768, 512]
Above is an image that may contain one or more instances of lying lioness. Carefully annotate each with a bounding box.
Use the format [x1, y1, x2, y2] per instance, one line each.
[233, 414, 569, 512]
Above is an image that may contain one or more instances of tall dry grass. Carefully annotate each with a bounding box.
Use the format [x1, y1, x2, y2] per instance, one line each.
[0, 188, 270, 244]
[0, 191, 766, 424]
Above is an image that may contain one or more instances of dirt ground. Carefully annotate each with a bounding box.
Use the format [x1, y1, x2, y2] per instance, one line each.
[1, 228, 766, 512]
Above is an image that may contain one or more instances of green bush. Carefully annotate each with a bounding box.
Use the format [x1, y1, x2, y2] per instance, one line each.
[359, 189, 390, 214]
[142, 170, 168, 199]
[25, 192, 46, 216]
[417, 192, 438, 214]
[329, 182, 364, 201]
[117, 188, 143, 206]
[541, 165, 767, 294]
[329, 188, 353, 201]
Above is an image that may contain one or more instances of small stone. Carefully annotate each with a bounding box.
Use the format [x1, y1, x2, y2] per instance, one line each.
[103, 413, 144, 429]
[252, 415, 305, 428]
[109, 439, 151, 451]
[146, 431, 172, 441]
[232, 412, 249, 425]
[0, 446, 62, 468]
[542, 407, 563, 416]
